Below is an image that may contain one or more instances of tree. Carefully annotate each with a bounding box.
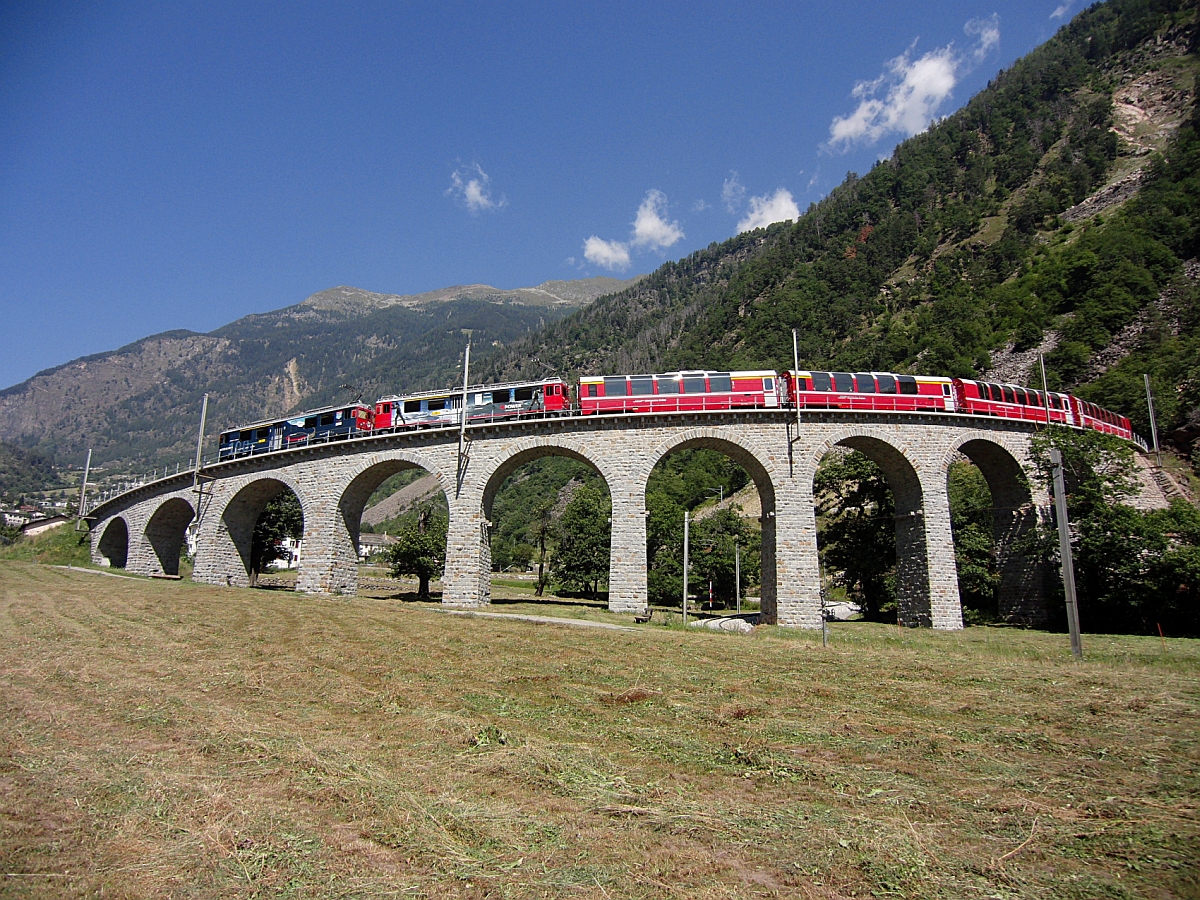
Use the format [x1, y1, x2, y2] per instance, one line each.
[249, 491, 303, 585]
[387, 506, 448, 598]
[948, 461, 1000, 623]
[814, 450, 897, 621]
[691, 507, 757, 608]
[551, 483, 610, 598]
[1029, 426, 1200, 636]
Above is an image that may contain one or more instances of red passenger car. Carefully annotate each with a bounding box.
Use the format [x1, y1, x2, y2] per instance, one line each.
[374, 379, 570, 429]
[781, 370, 955, 412]
[578, 371, 780, 415]
[1071, 396, 1133, 441]
[952, 379, 1075, 425]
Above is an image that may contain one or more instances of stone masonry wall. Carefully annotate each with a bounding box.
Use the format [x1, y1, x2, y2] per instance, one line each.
[87, 412, 1073, 631]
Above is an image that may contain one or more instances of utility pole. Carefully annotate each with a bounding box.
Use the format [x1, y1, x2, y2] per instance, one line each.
[456, 340, 471, 497]
[1144, 374, 1161, 466]
[1039, 354, 1052, 427]
[734, 542, 741, 615]
[74, 449, 93, 530]
[192, 394, 209, 490]
[1050, 448, 1083, 659]
[792, 328, 802, 436]
[682, 510, 690, 627]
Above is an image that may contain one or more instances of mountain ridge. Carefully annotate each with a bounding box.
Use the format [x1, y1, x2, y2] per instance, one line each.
[0, 276, 641, 468]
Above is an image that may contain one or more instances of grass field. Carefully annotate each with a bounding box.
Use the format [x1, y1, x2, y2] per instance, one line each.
[1, 561, 1197, 899]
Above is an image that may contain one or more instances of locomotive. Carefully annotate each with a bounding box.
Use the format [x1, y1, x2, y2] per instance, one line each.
[212, 367, 1135, 462]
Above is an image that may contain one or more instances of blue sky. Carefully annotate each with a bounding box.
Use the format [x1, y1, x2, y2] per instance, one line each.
[1, 0, 1087, 389]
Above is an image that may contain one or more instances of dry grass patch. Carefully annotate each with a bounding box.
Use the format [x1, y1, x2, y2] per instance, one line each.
[0, 560, 1197, 899]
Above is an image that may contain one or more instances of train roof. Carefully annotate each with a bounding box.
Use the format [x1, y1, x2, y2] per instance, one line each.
[959, 377, 1069, 395]
[376, 377, 568, 404]
[218, 401, 372, 435]
[787, 369, 951, 381]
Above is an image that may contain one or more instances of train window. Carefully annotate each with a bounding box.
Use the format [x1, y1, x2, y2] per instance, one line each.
[604, 377, 629, 396]
[709, 374, 732, 392]
[1001, 387, 1015, 404]
[1014, 388, 1028, 405]
[403, 399, 421, 413]
[514, 387, 534, 402]
[489, 389, 508, 404]
[763, 377, 774, 392]
[683, 376, 707, 393]
[876, 374, 896, 394]
[832, 373, 854, 392]
[630, 377, 654, 395]
[1030, 391, 1043, 407]
[811, 372, 832, 391]
[427, 399, 446, 412]
[897, 376, 918, 395]
[319, 413, 335, 426]
[854, 374, 876, 393]
[583, 383, 598, 398]
[1050, 395, 1062, 409]
[657, 377, 679, 394]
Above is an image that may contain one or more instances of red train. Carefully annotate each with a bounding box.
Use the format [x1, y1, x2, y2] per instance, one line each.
[213, 369, 1136, 463]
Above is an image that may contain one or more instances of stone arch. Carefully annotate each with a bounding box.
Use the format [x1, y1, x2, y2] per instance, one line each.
[643, 429, 780, 620]
[217, 476, 306, 588]
[944, 434, 1045, 624]
[143, 497, 196, 577]
[96, 516, 129, 569]
[313, 452, 454, 596]
[475, 438, 618, 606]
[810, 430, 941, 627]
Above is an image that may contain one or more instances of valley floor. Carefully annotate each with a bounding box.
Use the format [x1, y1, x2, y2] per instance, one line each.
[0, 562, 1197, 899]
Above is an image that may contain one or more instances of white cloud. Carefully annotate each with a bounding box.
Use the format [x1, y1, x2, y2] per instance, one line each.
[581, 189, 684, 271]
[582, 236, 631, 271]
[693, 199, 709, 212]
[630, 189, 684, 251]
[737, 188, 800, 233]
[446, 163, 506, 213]
[966, 14, 1000, 62]
[1050, 1, 1075, 20]
[825, 17, 1000, 151]
[722, 171, 746, 213]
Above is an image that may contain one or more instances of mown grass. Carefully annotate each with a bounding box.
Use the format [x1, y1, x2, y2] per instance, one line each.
[0, 560, 1196, 899]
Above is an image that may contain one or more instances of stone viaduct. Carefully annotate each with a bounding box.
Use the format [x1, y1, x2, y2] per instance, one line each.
[87, 409, 1052, 630]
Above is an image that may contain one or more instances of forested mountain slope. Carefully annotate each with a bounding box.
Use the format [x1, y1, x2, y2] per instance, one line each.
[482, 0, 1199, 457]
[0, 278, 635, 469]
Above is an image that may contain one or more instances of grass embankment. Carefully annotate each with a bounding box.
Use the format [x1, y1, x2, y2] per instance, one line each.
[1, 561, 1196, 899]
[0, 522, 93, 567]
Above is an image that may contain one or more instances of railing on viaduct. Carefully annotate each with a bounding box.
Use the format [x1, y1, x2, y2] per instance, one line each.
[84, 407, 1060, 631]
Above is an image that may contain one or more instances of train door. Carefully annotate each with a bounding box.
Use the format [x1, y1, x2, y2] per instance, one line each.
[270, 427, 283, 452]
